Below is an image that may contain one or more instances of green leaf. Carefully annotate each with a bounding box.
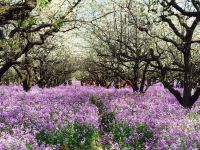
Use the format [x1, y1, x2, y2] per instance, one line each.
[38, 0, 49, 7]
[53, 21, 64, 30]
[26, 143, 33, 150]
[19, 16, 37, 28]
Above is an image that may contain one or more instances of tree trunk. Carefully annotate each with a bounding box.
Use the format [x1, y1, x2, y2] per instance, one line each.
[131, 62, 139, 91]
[22, 54, 32, 92]
[181, 46, 193, 107]
[139, 62, 149, 93]
[162, 50, 200, 108]
[0, 62, 14, 79]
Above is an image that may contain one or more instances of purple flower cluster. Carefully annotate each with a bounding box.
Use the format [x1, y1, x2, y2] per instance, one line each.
[0, 84, 199, 149]
[107, 83, 200, 149]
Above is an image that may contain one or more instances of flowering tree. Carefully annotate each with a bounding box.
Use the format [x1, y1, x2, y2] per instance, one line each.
[83, 0, 157, 92]
[137, 0, 200, 108]
[82, 0, 200, 107]
[0, 0, 82, 91]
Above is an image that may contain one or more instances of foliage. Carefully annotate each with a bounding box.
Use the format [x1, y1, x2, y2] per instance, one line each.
[38, 0, 50, 7]
[18, 16, 37, 28]
[90, 95, 105, 113]
[53, 20, 64, 30]
[36, 122, 102, 150]
[90, 95, 116, 132]
[111, 123, 154, 150]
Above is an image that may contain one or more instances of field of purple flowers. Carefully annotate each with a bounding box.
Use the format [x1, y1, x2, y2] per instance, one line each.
[0, 83, 199, 150]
